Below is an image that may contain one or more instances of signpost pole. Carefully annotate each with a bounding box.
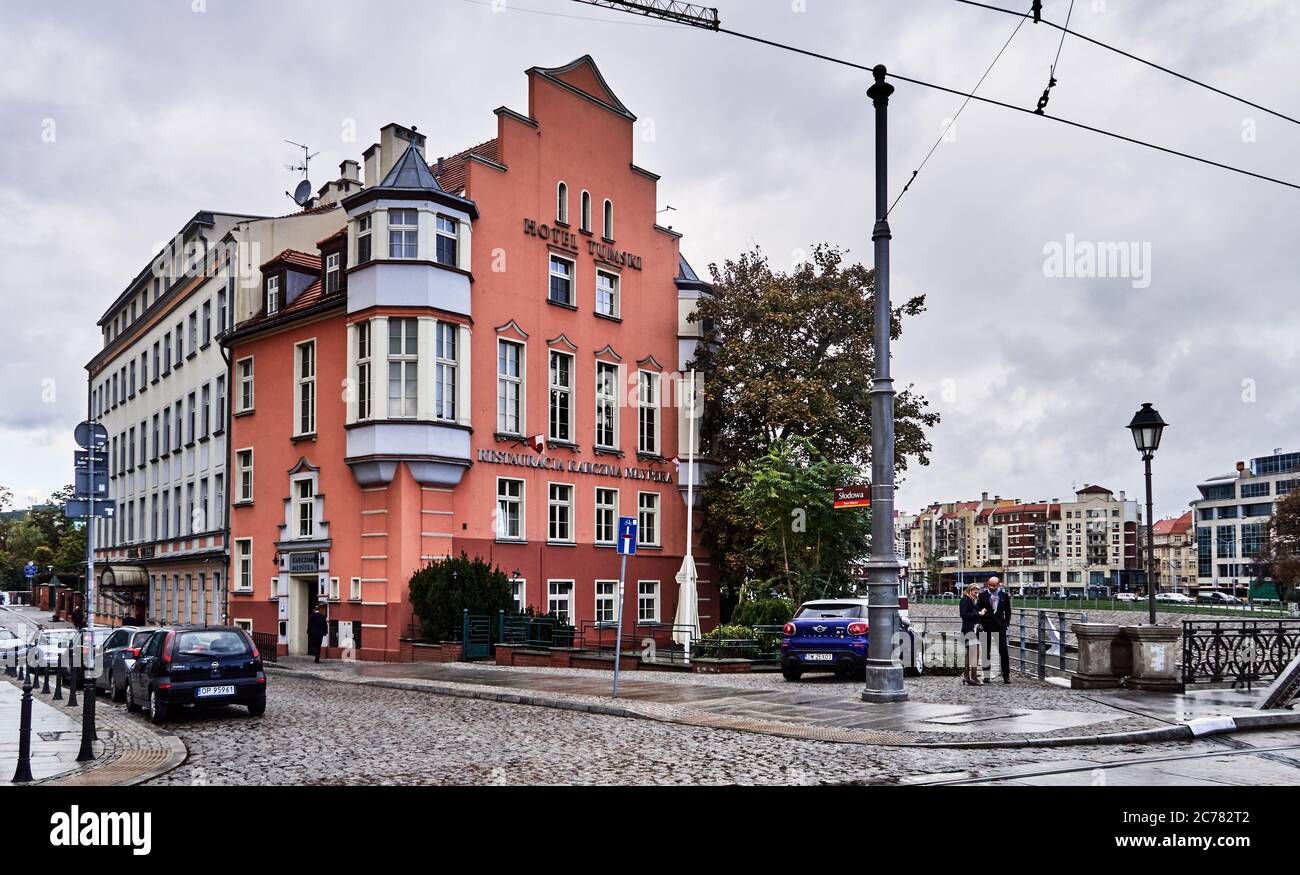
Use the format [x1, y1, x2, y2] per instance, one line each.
[613, 516, 637, 699]
[76, 415, 104, 762]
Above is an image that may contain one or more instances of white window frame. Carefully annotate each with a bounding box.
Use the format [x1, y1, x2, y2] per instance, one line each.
[435, 215, 458, 267]
[596, 269, 620, 319]
[510, 577, 527, 614]
[355, 320, 372, 421]
[234, 539, 253, 592]
[595, 487, 618, 546]
[595, 580, 617, 624]
[328, 577, 340, 601]
[294, 478, 315, 539]
[296, 339, 317, 436]
[595, 361, 620, 450]
[548, 253, 575, 306]
[349, 577, 362, 602]
[548, 349, 574, 444]
[638, 491, 661, 547]
[497, 339, 524, 435]
[556, 181, 569, 224]
[235, 449, 254, 503]
[580, 190, 591, 233]
[637, 370, 660, 455]
[496, 477, 525, 542]
[233, 618, 253, 634]
[267, 276, 280, 315]
[434, 321, 457, 422]
[387, 317, 419, 419]
[325, 252, 341, 293]
[387, 208, 418, 259]
[638, 580, 660, 623]
[547, 580, 574, 624]
[236, 356, 255, 413]
[548, 482, 575, 544]
[357, 213, 373, 263]
[603, 198, 614, 239]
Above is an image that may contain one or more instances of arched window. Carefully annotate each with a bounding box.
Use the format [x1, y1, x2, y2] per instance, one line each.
[580, 190, 591, 232]
[556, 182, 569, 224]
[603, 199, 614, 239]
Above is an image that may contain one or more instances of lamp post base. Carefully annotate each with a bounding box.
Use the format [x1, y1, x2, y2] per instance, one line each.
[861, 662, 908, 703]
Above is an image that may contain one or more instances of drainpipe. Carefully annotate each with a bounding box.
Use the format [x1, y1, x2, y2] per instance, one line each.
[218, 311, 234, 627]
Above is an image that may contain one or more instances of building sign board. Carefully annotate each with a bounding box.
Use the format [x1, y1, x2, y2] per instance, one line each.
[522, 218, 643, 271]
[288, 552, 321, 573]
[477, 448, 672, 483]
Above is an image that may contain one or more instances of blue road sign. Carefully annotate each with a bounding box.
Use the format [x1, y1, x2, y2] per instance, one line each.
[23, 562, 37, 580]
[617, 517, 638, 556]
[64, 499, 115, 519]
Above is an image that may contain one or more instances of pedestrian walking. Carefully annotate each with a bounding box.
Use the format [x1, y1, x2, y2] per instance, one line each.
[977, 575, 1013, 684]
[959, 583, 982, 686]
[71, 605, 85, 630]
[307, 604, 328, 664]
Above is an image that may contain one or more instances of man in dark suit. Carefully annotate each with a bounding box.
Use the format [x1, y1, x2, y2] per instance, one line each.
[307, 605, 329, 664]
[976, 576, 1012, 684]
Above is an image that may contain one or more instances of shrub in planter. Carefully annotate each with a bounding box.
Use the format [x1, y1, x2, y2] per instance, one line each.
[408, 553, 513, 643]
[730, 598, 794, 628]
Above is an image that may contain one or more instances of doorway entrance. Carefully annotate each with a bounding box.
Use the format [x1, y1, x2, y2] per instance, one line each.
[286, 575, 320, 655]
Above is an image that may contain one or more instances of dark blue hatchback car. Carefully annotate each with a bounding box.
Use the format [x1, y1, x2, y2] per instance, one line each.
[780, 598, 919, 681]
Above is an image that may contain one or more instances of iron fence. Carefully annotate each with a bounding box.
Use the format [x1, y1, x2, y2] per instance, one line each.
[1181, 618, 1300, 688]
[910, 608, 1088, 679]
[251, 631, 278, 662]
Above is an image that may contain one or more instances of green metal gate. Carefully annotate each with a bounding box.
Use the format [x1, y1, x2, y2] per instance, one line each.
[461, 610, 492, 660]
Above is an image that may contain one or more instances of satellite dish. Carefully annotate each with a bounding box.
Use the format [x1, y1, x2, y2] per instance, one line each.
[292, 179, 313, 207]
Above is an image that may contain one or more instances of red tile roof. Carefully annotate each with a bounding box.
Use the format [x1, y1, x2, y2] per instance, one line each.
[433, 139, 500, 194]
[274, 201, 341, 220]
[261, 248, 322, 273]
[1153, 511, 1193, 536]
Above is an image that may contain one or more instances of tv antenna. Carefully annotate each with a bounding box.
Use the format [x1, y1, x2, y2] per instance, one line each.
[284, 139, 319, 207]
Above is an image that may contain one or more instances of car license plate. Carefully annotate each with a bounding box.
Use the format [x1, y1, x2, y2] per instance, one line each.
[196, 685, 236, 698]
[803, 653, 833, 662]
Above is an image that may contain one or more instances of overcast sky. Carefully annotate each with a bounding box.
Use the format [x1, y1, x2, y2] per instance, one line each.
[2, 0, 1296, 519]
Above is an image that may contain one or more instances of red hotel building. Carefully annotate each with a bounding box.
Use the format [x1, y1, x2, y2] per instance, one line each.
[224, 57, 718, 659]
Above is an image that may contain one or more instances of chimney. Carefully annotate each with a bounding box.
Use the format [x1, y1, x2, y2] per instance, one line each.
[981, 492, 989, 502]
[1119, 490, 1126, 501]
[362, 143, 380, 187]
[437, 156, 446, 176]
[340, 159, 360, 183]
[378, 123, 427, 181]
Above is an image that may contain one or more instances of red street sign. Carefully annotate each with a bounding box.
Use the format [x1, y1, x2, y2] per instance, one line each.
[833, 485, 871, 509]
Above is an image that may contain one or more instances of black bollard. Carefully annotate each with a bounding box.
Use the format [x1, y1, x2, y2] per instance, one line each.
[53, 652, 64, 701]
[67, 666, 79, 707]
[41, 658, 50, 695]
[11, 682, 34, 783]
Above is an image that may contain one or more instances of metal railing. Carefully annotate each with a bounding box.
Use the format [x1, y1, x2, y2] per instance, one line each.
[912, 590, 1293, 618]
[251, 631, 277, 662]
[910, 608, 1088, 679]
[1181, 618, 1300, 688]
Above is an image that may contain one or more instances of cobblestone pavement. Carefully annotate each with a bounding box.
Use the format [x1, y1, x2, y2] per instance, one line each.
[141, 672, 1276, 786]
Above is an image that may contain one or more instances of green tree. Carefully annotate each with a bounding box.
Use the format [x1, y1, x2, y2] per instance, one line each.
[690, 244, 938, 596]
[52, 525, 87, 573]
[1266, 491, 1300, 601]
[408, 552, 513, 642]
[707, 437, 871, 605]
[6, 519, 48, 564]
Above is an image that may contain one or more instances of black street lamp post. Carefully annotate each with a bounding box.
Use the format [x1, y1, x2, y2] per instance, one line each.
[1128, 402, 1168, 626]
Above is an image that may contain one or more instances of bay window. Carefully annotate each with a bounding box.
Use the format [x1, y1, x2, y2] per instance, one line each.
[435, 321, 457, 421]
[435, 216, 458, 267]
[388, 209, 418, 259]
[387, 318, 418, 418]
[355, 321, 372, 420]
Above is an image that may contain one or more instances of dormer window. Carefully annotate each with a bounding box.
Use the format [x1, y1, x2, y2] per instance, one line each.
[388, 209, 418, 259]
[603, 199, 614, 239]
[556, 182, 569, 224]
[435, 216, 458, 267]
[325, 252, 341, 293]
[266, 276, 280, 315]
[357, 214, 373, 264]
[580, 190, 591, 233]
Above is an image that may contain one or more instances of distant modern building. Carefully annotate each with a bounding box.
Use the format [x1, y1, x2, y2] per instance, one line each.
[1190, 449, 1298, 597]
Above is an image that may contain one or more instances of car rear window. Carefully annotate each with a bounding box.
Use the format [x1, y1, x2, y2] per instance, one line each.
[795, 604, 863, 619]
[131, 631, 154, 647]
[175, 630, 250, 657]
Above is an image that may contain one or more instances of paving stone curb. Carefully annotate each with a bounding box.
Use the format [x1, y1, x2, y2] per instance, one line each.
[267, 662, 1299, 749]
[4, 677, 189, 786]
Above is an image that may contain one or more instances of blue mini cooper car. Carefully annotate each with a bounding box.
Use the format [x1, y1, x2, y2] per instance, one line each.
[780, 597, 920, 682]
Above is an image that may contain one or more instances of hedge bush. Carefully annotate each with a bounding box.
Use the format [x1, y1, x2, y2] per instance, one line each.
[730, 598, 794, 627]
[408, 552, 513, 642]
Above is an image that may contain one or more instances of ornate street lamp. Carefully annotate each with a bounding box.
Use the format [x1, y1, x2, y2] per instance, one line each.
[1128, 403, 1168, 625]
